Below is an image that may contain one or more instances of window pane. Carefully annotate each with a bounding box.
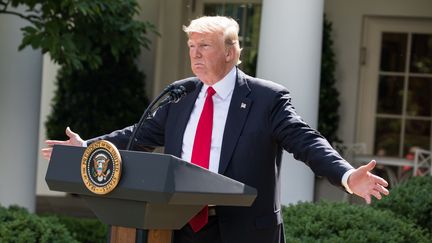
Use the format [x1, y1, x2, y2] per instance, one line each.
[410, 34, 432, 74]
[380, 33, 408, 72]
[374, 118, 401, 156]
[407, 77, 432, 116]
[377, 75, 404, 114]
[404, 119, 431, 156]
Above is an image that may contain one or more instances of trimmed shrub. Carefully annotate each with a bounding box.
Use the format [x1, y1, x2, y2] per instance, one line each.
[53, 215, 108, 243]
[283, 201, 430, 242]
[0, 205, 77, 243]
[46, 56, 148, 140]
[318, 15, 341, 144]
[373, 176, 432, 233]
[43, 0, 153, 141]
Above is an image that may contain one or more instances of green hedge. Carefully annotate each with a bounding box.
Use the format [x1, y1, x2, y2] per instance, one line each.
[0, 205, 108, 243]
[0, 205, 77, 243]
[318, 15, 341, 144]
[372, 176, 432, 233]
[283, 201, 430, 242]
[50, 215, 108, 243]
[46, 56, 149, 140]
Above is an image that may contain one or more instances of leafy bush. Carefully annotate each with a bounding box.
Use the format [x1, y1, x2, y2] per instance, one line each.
[53, 215, 108, 243]
[0, 205, 77, 243]
[283, 201, 430, 242]
[42, 0, 152, 140]
[372, 176, 432, 233]
[46, 55, 148, 140]
[318, 16, 341, 144]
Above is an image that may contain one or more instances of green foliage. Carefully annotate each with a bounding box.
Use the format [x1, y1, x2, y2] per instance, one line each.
[0, 205, 77, 243]
[318, 15, 341, 144]
[372, 176, 432, 233]
[45, 55, 148, 140]
[0, 0, 156, 139]
[1, 0, 155, 70]
[51, 215, 108, 243]
[9, 0, 155, 140]
[283, 201, 430, 242]
[2, 1, 153, 140]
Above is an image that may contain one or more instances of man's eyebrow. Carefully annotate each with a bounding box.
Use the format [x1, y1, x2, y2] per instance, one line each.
[188, 38, 213, 44]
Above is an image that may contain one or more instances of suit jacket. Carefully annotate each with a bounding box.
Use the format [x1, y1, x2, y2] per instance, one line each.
[88, 68, 353, 243]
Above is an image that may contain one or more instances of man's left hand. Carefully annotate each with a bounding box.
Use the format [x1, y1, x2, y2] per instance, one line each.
[348, 160, 390, 204]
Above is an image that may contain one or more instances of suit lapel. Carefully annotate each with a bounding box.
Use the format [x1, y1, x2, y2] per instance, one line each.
[170, 80, 203, 157]
[219, 70, 252, 174]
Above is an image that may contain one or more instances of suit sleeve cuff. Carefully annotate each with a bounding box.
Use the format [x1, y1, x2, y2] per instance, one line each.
[342, 169, 355, 194]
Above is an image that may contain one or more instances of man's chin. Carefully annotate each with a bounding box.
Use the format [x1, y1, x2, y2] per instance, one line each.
[191, 68, 204, 76]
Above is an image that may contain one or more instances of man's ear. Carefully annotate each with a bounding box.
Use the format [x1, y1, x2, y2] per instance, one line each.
[225, 46, 235, 63]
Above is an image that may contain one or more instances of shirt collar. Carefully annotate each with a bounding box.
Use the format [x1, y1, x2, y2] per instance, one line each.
[202, 67, 236, 100]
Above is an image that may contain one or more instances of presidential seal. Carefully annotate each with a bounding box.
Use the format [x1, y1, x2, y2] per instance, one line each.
[81, 140, 122, 195]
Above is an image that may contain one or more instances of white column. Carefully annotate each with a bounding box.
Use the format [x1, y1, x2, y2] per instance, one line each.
[0, 10, 42, 212]
[257, 0, 324, 204]
[36, 55, 63, 196]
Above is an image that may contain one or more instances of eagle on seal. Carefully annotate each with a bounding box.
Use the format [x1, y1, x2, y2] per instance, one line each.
[92, 153, 111, 182]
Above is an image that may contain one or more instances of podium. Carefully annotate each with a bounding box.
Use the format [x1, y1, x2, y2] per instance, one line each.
[45, 145, 257, 243]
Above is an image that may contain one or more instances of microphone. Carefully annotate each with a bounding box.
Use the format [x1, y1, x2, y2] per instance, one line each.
[126, 80, 196, 150]
[158, 80, 196, 107]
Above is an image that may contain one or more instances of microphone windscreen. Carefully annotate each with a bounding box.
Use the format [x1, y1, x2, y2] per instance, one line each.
[179, 80, 196, 94]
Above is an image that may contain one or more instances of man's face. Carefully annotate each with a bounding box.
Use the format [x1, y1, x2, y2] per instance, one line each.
[188, 32, 232, 85]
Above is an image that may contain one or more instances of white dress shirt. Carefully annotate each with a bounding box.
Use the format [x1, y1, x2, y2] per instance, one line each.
[181, 67, 236, 173]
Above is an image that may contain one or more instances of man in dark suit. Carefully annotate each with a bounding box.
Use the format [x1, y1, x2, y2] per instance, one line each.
[42, 16, 389, 243]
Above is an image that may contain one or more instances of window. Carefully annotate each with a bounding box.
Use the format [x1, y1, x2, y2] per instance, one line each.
[375, 32, 432, 157]
[357, 17, 432, 157]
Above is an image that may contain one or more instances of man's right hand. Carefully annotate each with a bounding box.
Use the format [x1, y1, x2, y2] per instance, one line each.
[41, 127, 85, 161]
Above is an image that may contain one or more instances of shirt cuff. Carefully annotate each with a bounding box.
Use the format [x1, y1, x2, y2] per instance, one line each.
[82, 141, 88, 147]
[341, 169, 355, 194]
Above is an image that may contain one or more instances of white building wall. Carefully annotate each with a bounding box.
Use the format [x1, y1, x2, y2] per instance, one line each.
[151, 0, 189, 95]
[136, 0, 162, 99]
[324, 0, 432, 146]
[0, 10, 42, 211]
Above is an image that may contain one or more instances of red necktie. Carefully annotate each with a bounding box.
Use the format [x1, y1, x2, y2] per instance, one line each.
[189, 87, 216, 232]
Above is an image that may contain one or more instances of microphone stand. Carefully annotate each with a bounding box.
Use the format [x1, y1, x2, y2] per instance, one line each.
[116, 81, 195, 241]
[125, 85, 173, 150]
[113, 84, 171, 243]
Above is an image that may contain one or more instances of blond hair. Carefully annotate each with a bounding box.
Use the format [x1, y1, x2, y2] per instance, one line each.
[183, 16, 242, 64]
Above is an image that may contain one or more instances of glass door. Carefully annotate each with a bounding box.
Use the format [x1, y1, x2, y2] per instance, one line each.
[375, 32, 432, 157]
[357, 17, 432, 157]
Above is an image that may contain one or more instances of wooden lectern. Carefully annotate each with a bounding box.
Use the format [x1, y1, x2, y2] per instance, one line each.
[46, 145, 257, 243]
